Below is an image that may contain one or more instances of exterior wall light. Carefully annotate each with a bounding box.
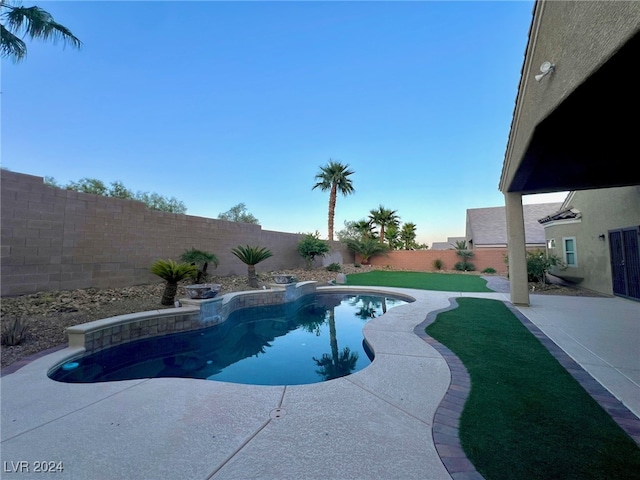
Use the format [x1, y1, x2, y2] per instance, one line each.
[534, 61, 555, 82]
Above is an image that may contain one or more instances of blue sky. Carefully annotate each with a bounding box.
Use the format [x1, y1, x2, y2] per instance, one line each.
[1, 0, 566, 246]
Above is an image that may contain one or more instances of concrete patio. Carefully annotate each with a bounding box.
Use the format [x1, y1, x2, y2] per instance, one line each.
[1, 285, 638, 479]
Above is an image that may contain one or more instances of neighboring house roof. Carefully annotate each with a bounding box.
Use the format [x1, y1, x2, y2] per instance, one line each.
[467, 203, 562, 247]
[431, 237, 466, 250]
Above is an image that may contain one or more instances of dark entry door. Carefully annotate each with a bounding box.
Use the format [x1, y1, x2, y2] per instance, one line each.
[609, 226, 640, 301]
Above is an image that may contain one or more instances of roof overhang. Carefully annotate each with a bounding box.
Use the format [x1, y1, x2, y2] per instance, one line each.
[503, 29, 640, 194]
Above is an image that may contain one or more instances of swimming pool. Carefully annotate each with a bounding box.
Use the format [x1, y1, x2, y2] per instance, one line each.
[49, 292, 409, 386]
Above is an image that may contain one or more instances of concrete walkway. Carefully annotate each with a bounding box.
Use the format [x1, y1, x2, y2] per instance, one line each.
[1, 286, 638, 479]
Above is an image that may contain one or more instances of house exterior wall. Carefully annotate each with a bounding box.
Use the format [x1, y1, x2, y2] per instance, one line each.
[500, 0, 640, 192]
[1, 171, 353, 296]
[545, 186, 640, 295]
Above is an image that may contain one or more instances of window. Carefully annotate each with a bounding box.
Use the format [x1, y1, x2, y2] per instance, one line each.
[563, 237, 577, 266]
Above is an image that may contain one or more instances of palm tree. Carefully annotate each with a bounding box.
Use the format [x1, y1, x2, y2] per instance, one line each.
[231, 245, 273, 288]
[453, 240, 475, 271]
[312, 160, 355, 241]
[353, 219, 376, 240]
[345, 237, 389, 265]
[150, 259, 198, 306]
[385, 223, 401, 250]
[1, 1, 81, 62]
[400, 222, 417, 250]
[368, 205, 399, 244]
[313, 308, 359, 381]
[180, 248, 219, 284]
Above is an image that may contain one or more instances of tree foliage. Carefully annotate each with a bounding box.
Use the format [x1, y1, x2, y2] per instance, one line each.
[217, 203, 260, 224]
[454, 240, 475, 271]
[297, 231, 330, 269]
[45, 176, 187, 214]
[1, 1, 81, 63]
[525, 249, 563, 284]
[312, 160, 355, 241]
[180, 248, 219, 284]
[400, 222, 418, 250]
[345, 237, 389, 264]
[368, 205, 399, 244]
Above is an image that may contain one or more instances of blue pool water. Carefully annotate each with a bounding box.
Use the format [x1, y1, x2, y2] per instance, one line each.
[49, 292, 409, 386]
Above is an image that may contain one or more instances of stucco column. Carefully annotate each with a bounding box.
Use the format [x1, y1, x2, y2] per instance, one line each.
[504, 192, 530, 306]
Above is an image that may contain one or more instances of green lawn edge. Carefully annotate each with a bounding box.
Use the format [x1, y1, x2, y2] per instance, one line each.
[426, 298, 640, 479]
[345, 271, 493, 292]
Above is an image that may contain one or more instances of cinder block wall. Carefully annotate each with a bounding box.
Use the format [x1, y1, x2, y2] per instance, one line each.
[365, 248, 509, 274]
[1, 171, 353, 296]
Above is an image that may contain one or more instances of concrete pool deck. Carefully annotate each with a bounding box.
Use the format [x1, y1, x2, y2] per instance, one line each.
[1, 286, 639, 479]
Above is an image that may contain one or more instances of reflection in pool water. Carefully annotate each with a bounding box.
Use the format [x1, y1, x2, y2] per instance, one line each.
[49, 293, 408, 386]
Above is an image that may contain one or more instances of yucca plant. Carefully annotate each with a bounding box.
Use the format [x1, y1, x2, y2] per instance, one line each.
[1, 317, 29, 346]
[231, 245, 273, 288]
[180, 248, 219, 284]
[150, 259, 198, 305]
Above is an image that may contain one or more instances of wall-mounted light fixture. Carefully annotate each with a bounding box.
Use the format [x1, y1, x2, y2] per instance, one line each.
[534, 61, 555, 82]
[598, 234, 606, 241]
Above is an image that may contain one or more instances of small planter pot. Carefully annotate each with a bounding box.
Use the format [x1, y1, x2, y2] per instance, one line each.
[184, 284, 222, 299]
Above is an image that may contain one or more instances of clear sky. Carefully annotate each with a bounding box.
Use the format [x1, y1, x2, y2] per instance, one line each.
[1, 0, 567, 246]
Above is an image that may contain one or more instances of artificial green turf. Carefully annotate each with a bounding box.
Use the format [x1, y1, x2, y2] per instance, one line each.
[345, 271, 493, 292]
[426, 298, 640, 480]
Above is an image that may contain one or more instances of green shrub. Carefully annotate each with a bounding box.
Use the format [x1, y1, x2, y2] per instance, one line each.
[326, 263, 341, 272]
[1, 317, 29, 346]
[505, 250, 562, 284]
[454, 261, 476, 272]
[526, 249, 562, 283]
[432, 258, 444, 270]
[297, 232, 330, 270]
[482, 267, 497, 274]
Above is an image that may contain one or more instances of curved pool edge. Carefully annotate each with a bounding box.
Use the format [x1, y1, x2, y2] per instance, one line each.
[2, 289, 505, 479]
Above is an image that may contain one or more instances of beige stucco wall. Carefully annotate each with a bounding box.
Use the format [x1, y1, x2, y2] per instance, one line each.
[501, 0, 640, 192]
[545, 186, 640, 295]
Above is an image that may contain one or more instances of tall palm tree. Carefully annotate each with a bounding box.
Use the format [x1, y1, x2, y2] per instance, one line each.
[312, 160, 355, 241]
[231, 245, 273, 288]
[400, 222, 417, 250]
[313, 308, 359, 381]
[385, 223, 401, 250]
[1, 1, 81, 62]
[368, 205, 399, 244]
